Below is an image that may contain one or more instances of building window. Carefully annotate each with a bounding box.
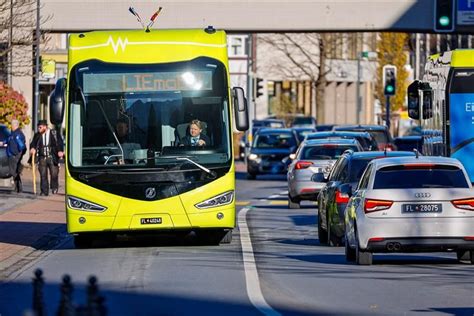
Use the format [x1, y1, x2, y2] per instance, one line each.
[228, 36, 247, 57]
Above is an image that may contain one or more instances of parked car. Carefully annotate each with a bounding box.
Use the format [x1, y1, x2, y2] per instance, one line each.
[333, 125, 396, 151]
[292, 127, 316, 143]
[287, 138, 363, 208]
[247, 128, 299, 179]
[318, 150, 416, 246]
[304, 131, 378, 151]
[344, 156, 474, 265]
[394, 136, 423, 153]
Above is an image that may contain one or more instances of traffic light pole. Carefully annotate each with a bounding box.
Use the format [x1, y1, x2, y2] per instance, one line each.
[386, 95, 391, 130]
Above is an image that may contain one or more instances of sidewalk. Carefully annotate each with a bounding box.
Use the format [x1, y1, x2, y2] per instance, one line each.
[0, 164, 66, 280]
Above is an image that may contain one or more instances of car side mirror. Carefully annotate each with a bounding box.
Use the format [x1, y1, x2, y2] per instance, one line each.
[311, 172, 327, 183]
[339, 183, 352, 197]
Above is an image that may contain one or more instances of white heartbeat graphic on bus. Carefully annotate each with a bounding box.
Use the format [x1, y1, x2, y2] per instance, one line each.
[69, 36, 227, 53]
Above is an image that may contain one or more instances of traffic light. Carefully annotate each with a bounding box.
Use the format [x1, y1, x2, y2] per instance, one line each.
[255, 77, 264, 98]
[383, 65, 397, 96]
[434, 0, 454, 32]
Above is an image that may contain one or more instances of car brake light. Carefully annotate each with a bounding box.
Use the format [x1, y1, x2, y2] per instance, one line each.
[364, 199, 393, 213]
[451, 198, 474, 211]
[295, 161, 313, 169]
[464, 236, 474, 241]
[369, 237, 385, 242]
[385, 144, 394, 151]
[335, 190, 350, 204]
[323, 144, 337, 148]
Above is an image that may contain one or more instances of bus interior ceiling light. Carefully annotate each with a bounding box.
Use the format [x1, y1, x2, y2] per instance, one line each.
[195, 191, 234, 209]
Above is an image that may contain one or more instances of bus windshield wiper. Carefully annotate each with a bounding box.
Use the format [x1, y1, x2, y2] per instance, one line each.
[160, 156, 217, 178]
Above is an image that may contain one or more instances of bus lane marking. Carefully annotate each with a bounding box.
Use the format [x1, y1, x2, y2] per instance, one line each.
[238, 207, 281, 316]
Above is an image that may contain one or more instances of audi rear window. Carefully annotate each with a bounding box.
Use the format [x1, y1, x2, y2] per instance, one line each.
[373, 165, 469, 189]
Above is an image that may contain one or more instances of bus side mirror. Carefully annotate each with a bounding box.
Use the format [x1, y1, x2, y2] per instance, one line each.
[50, 78, 66, 125]
[233, 87, 249, 131]
[407, 80, 420, 120]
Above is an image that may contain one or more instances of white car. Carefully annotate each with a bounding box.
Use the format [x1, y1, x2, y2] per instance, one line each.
[344, 156, 474, 265]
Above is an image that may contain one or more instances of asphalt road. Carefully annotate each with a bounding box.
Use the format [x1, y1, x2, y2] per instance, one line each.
[0, 168, 473, 315]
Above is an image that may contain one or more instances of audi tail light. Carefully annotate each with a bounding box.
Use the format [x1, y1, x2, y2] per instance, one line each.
[335, 190, 350, 204]
[364, 199, 393, 213]
[451, 198, 474, 211]
[295, 161, 313, 170]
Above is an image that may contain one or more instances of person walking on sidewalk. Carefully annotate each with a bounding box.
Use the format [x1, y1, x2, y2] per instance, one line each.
[6, 119, 26, 192]
[30, 120, 64, 196]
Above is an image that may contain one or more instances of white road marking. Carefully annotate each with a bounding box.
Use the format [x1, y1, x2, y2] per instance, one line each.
[269, 195, 280, 199]
[238, 207, 281, 316]
[279, 191, 288, 195]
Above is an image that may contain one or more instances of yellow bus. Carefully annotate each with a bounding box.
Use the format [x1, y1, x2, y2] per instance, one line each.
[408, 49, 474, 183]
[49, 28, 249, 248]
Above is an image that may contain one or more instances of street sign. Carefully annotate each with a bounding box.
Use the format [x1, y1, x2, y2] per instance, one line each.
[457, 0, 474, 25]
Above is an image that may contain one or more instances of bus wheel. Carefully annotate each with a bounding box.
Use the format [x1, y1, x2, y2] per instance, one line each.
[73, 234, 94, 249]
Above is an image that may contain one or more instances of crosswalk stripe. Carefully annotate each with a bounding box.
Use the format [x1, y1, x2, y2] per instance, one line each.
[236, 201, 251, 206]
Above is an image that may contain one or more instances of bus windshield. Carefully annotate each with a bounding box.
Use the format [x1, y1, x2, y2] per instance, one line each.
[68, 57, 231, 169]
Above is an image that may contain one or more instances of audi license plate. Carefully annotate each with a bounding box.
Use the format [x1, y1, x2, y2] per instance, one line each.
[402, 204, 442, 213]
[141, 217, 162, 224]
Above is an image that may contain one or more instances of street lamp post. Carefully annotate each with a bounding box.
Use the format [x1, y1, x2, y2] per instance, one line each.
[33, 0, 40, 128]
[356, 51, 377, 124]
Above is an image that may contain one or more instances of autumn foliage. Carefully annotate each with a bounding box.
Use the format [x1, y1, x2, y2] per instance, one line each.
[0, 82, 30, 129]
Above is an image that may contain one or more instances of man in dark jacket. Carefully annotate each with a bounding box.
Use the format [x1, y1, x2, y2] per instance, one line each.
[178, 119, 210, 147]
[7, 119, 26, 192]
[30, 120, 64, 196]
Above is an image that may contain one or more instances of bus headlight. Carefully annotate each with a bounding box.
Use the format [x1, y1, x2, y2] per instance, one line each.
[67, 196, 107, 212]
[195, 191, 234, 209]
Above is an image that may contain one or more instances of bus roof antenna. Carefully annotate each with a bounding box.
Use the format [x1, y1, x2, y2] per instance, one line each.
[129, 7, 145, 29]
[146, 7, 163, 32]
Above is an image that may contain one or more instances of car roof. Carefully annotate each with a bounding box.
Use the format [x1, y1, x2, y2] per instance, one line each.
[334, 125, 388, 131]
[304, 138, 360, 146]
[257, 128, 295, 134]
[348, 151, 416, 159]
[306, 131, 371, 138]
[369, 156, 464, 169]
[292, 127, 315, 132]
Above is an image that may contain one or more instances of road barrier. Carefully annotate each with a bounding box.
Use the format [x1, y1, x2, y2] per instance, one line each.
[31, 269, 107, 316]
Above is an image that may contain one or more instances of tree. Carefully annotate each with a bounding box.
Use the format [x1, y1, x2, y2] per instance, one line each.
[257, 33, 328, 120]
[0, 0, 50, 79]
[0, 82, 30, 127]
[376, 33, 409, 113]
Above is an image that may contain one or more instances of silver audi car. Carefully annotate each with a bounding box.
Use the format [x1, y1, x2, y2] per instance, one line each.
[287, 138, 363, 208]
[344, 156, 474, 265]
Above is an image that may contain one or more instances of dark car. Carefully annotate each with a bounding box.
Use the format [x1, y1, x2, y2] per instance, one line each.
[394, 136, 423, 153]
[315, 124, 335, 132]
[333, 125, 396, 150]
[251, 119, 286, 137]
[292, 127, 316, 142]
[247, 128, 299, 179]
[304, 131, 378, 151]
[291, 116, 317, 128]
[0, 124, 11, 179]
[317, 150, 416, 246]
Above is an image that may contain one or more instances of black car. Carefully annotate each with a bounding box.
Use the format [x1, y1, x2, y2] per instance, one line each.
[247, 128, 299, 179]
[304, 131, 378, 151]
[251, 119, 286, 137]
[0, 124, 11, 178]
[317, 150, 416, 246]
[333, 125, 396, 150]
[394, 136, 423, 153]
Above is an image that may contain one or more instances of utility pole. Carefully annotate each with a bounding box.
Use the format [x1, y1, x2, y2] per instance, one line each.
[33, 0, 40, 128]
[415, 33, 420, 80]
[356, 54, 361, 124]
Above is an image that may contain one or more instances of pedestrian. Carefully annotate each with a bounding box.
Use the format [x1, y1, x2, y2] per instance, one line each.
[6, 119, 26, 192]
[29, 120, 64, 196]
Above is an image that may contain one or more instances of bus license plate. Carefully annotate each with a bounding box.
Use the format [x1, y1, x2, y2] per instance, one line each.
[141, 217, 162, 224]
[402, 204, 442, 213]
